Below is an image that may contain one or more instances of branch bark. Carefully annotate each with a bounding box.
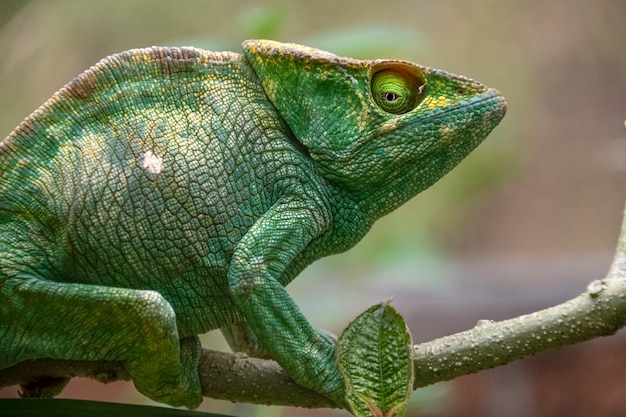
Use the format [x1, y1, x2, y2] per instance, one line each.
[2, 203, 625, 409]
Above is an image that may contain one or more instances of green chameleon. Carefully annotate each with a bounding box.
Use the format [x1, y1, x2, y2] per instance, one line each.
[0, 40, 506, 409]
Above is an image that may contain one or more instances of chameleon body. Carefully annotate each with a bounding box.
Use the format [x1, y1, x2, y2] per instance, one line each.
[0, 40, 506, 409]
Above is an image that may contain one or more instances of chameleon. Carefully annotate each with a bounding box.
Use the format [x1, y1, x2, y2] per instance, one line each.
[0, 40, 506, 409]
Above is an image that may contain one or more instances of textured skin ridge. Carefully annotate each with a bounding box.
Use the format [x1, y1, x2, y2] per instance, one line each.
[0, 40, 506, 409]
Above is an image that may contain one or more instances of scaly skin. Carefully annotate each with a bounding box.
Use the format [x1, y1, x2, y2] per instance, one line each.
[0, 40, 506, 409]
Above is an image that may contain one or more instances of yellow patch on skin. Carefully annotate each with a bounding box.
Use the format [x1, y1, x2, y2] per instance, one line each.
[246, 44, 259, 55]
[262, 79, 278, 101]
[379, 119, 399, 135]
[425, 95, 453, 110]
[203, 73, 218, 83]
[440, 125, 455, 142]
[355, 111, 370, 133]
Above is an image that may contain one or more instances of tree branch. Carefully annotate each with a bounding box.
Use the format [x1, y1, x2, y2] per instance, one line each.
[412, 201, 626, 387]
[2, 203, 625, 409]
[412, 279, 626, 387]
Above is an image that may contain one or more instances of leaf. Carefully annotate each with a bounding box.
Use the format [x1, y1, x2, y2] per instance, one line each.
[338, 301, 413, 417]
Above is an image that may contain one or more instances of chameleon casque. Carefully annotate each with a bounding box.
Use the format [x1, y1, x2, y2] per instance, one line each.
[0, 40, 506, 409]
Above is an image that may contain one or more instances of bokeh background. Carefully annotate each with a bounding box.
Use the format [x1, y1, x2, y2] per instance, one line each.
[1, 1, 625, 416]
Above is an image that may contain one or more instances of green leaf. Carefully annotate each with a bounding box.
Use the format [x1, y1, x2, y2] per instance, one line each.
[338, 301, 413, 417]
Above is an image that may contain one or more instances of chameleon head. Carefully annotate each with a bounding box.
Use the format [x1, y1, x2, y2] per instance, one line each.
[243, 40, 507, 219]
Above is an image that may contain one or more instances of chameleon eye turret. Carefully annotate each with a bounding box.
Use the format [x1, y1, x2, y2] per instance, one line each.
[370, 64, 426, 114]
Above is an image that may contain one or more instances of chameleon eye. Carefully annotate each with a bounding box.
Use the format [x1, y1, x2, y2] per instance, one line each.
[371, 65, 426, 114]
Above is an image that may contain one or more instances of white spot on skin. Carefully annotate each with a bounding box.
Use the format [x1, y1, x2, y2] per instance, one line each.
[338, 66, 358, 84]
[141, 150, 163, 175]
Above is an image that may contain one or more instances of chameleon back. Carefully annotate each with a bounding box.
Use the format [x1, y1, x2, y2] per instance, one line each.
[0, 47, 320, 336]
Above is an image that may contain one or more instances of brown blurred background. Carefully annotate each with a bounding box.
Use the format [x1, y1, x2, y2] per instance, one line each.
[0, 1, 625, 416]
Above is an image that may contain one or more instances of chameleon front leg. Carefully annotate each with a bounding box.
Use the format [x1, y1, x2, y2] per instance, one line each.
[0, 276, 202, 409]
[227, 198, 346, 406]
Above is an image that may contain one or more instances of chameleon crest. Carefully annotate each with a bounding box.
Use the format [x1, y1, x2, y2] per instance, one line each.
[0, 40, 505, 409]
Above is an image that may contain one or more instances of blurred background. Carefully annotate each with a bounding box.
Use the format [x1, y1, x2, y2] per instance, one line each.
[0, 1, 625, 416]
